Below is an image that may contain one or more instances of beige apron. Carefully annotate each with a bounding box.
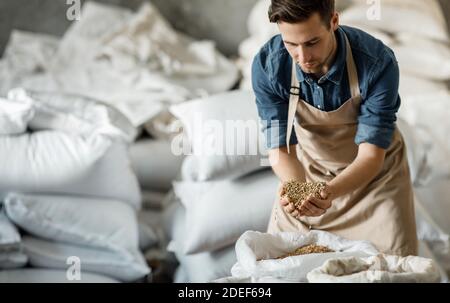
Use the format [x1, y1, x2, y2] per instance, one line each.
[267, 33, 418, 257]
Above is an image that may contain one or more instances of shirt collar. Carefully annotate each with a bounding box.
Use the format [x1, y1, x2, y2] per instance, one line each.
[295, 26, 346, 86]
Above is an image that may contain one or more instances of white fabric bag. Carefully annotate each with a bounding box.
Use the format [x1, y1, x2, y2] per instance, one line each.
[0, 132, 141, 208]
[172, 170, 277, 254]
[396, 119, 427, 185]
[7, 88, 137, 142]
[415, 183, 450, 274]
[340, 0, 448, 42]
[0, 212, 21, 252]
[0, 30, 59, 96]
[4, 193, 140, 252]
[0, 94, 34, 135]
[307, 254, 441, 283]
[170, 90, 267, 181]
[22, 236, 149, 282]
[171, 244, 237, 283]
[164, 200, 237, 283]
[47, 2, 238, 128]
[0, 269, 119, 283]
[231, 230, 379, 282]
[98, 3, 218, 77]
[392, 34, 450, 81]
[3, 193, 150, 281]
[129, 138, 185, 191]
[398, 91, 450, 184]
[0, 212, 28, 269]
[399, 74, 448, 98]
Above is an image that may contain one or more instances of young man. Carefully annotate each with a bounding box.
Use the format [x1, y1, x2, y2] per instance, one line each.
[252, 0, 417, 256]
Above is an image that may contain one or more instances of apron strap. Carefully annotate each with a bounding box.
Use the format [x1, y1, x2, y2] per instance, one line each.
[286, 61, 300, 153]
[344, 33, 360, 99]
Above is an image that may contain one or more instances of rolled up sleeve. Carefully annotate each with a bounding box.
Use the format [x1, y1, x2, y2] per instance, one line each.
[252, 52, 297, 149]
[356, 48, 400, 149]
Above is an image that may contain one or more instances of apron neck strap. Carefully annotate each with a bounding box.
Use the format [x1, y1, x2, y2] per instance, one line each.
[344, 33, 360, 99]
[286, 62, 300, 153]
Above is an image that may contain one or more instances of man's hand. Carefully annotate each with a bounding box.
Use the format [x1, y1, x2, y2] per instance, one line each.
[298, 186, 333, 217]
[278, 183, 302, 219]
[279, 183, 334, 219]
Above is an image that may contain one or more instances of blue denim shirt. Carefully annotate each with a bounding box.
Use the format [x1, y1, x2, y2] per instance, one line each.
[252, 26, 401, 150]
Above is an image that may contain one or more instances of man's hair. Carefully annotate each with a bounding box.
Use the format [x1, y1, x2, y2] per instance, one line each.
[268, 0, 335, 28]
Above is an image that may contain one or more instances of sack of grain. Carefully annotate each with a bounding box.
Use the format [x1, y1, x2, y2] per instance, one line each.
[307, 254, 441, 283]
[229, 230, 379, 282]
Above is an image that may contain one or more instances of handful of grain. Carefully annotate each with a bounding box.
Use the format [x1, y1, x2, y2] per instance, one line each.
[282, 180, 326, 208]
[276, 244, 334, 259]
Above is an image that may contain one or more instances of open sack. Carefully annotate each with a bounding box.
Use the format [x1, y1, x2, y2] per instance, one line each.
[229, 230, 379, 282]
[307, 254, 441, 283]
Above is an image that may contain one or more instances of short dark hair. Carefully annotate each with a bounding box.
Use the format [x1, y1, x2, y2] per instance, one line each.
[268, 0, 335, 28]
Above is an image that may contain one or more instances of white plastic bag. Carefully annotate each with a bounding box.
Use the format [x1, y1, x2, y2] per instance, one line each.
[230, 230, 379, 282]
[307, 254, 441, 283]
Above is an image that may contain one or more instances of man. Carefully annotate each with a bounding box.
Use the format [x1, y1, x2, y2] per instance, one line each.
[252, 0, 418, 256]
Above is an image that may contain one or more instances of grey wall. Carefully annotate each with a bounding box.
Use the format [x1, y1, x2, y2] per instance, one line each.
[1, 0, 450, 57]
[0, 0, 259, 57]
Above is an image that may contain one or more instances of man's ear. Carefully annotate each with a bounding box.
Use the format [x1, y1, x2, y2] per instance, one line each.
[331, 12, 339, 31]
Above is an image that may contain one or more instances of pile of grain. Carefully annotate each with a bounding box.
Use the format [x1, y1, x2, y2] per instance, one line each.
[277, 244, 334, 259]
[282, 180, 326, 208]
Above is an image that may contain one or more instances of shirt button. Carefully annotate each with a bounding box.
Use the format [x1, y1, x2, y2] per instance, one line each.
[317, 105, 321, 109]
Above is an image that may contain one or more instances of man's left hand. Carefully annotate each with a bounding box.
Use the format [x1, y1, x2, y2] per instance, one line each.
[296, 185, 334, 218]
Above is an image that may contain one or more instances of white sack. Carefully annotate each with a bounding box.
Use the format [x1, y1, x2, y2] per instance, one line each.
[172, 170, 277, 254]
[171, 244, 237, 283]
[307, 254, 441, 283]
[4, 193, 141, 252]
[0, 132, 141, 208]
[231, 230, 379, 282]
[0, 212, 28, 269]
[48, 2, 238, 127]
[396, 119, 427, 185]
[4, 193, 150, 281]
[129, 138, 184, 191]
[0, 251, 28, 270]
[0, 212, 21, 252]
[23, 236, 149, 282]
[0, 30, 59, 96]
[0, 94, 34, 135]
[340, 0, 448, 42]
[98, 3, 218, 77]
[393, 34, 450, 81]
[7, 88, 137, 143]
[0, 269, 119, 283]
[398, 91, 450, 184]
[415, 182, 450, 273]
[399, 74, 448, 98]
[170, 90, 268, 181]
[164, 200, 237, 283]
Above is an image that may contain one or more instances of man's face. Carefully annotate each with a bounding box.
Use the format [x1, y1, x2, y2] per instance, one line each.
[278, 12, 339, 75]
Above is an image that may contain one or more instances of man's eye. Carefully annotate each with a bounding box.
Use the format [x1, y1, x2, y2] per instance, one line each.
[306, 41, 319, 47]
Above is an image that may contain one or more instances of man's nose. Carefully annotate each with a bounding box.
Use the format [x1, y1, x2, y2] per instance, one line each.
[295, 46, 312, 63]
